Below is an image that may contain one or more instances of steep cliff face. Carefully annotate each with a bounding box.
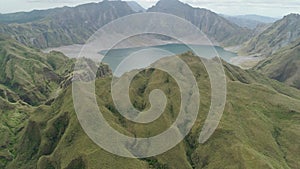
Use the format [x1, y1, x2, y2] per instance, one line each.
[241, 14, 300, 56]
[147, 0, 252, 46]
[0, 1, 135, 48]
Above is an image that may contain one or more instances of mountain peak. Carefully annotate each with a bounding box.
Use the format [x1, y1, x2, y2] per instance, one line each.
[155, 0, 187, 7]
[126, 1, 145, 12]
[158, 0, 181, 3]
[285, 13, 300, 17]
[283, 13, 300, 20]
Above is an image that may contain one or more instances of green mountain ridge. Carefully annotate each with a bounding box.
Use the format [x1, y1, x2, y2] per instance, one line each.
[0, 36, 111, 168]
[0, 34, 75, 106]
[0, 38, 299, 168]
[0, 35, 72, 168]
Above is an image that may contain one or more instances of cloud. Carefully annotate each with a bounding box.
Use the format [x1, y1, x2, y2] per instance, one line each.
[186, 0, 300, 8]
[27, 0, 95, 3]
[2, 0, 300, 17]
[182, 0, 300, 17]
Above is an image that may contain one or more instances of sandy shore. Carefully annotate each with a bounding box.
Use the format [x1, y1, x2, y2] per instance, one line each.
[230, 55, 265, 69]
[225, 45, 265, 69]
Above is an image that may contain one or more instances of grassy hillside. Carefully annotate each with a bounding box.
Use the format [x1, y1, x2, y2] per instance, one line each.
[254, 38, 300, 89]
[0, 36, 112, 169]
[2, 52, 300, 168]
[0, 34, 75, 105]
[0, 36, 75, 168]
[0, 94, 33, 168]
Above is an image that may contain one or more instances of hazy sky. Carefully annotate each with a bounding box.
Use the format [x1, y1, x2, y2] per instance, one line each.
[0, 0, 300, 17]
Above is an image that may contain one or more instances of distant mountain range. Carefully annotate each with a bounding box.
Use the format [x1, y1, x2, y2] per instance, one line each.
[241, 13, 300, 56]
[234, 15, 278, 23]
[148, 0, 252, 46]
[0, 1, 135, 48]
[0, 0, 254, 49]
[222, 14, 278, 29]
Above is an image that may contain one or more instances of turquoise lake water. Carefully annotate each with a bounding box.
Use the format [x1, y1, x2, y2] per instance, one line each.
[100, 43, 237, 76]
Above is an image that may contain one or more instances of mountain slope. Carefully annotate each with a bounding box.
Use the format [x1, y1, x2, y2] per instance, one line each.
[0, 1, 135, 49]
[255, 38, 300, 89]
[0, 36, 111, 169]
[0, 34, 76, 105]
[2, 52, 300, 169]
[241, 13, 300, 56]
[147, 0, 252, 46]
[0, 35, 72, 168]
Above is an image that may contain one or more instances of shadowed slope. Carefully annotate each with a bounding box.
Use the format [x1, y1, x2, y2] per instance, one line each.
[254, 38, 300, 89]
